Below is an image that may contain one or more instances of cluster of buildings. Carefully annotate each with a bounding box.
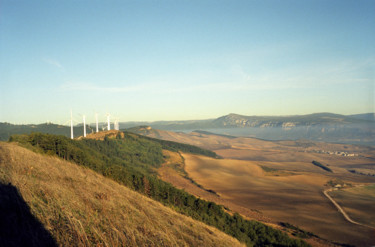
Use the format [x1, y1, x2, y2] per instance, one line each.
[309, 149, 358, 157]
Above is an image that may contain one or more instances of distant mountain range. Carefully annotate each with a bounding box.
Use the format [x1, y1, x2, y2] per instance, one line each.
[0, 123, 92, 142]
[212, 112, 373, 128]
[1, 113, 374, 144]
[348, 113, 375, 121]
[120, 112, 374, 130]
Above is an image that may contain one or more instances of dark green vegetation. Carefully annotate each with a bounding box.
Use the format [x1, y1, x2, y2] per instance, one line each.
[325, 179, 352, 188]
[348, 169, 375, 177]
[10, 132, 309, 247]
[260, 165, 278, 172]
[312, 161, 333, 172]
[280, 223, 317, 239]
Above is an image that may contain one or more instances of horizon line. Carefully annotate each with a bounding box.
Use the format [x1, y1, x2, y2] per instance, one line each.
[1, 112, 374, 126]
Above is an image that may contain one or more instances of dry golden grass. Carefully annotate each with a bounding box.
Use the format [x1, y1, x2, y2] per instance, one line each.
[0, 142, 244, 247]
[80, 130, 124, 140]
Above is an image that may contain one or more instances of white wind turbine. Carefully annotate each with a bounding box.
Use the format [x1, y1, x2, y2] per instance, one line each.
[70, 110, 74, 139]
[83, 115, 87, 137]
[95, 112, 99, 133]
[114, 118, 120, 130]
[106, 113, 111, 131]
[65, 110, 80, 139]
[110, 113, 120, 131]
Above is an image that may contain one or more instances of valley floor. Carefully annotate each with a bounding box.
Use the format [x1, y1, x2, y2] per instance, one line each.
[152, 130, 375, 246]
[180, 153, 375, 246]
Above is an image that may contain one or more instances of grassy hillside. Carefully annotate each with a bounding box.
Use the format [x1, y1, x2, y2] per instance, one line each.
[0, 142, 243, 247]
[8, 132, 309, 247]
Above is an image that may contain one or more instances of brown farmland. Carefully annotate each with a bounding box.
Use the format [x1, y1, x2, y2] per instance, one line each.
[145, 128, 375, 246]
[182, 153, 375, 246]
[328, 185, 375, 229]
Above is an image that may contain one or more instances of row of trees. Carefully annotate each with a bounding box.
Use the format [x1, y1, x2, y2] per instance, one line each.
[10, 132, 309, 247]
[312, 161, 332, 172]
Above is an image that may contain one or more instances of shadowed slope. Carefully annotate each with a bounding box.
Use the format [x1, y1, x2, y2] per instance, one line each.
[0, 183, 58, 247]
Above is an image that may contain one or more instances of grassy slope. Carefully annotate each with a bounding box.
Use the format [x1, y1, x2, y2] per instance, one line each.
[0, 142, 243, 247]
[7, 132, 310, 246]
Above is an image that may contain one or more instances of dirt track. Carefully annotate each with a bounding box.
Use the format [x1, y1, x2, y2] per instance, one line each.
[323, 188, 375, 230]
[180, 152, 375, 246]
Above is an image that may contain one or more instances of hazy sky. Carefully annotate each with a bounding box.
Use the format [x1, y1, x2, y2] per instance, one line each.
[1, 0, 374, 124]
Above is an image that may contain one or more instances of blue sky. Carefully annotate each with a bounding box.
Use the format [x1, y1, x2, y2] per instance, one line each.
[1, 0, 374, 124]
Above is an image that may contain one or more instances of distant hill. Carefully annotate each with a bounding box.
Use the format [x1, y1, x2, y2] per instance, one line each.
[122, 113, 374, 130]
[0, 122, 94, 141]
[349, 113, 375, 121]
[121, 119, 214, 130]
[212, 112, 371, 128]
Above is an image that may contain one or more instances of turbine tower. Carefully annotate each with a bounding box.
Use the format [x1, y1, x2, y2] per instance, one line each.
[70, 110, 74, 139]
[107, 114, 111, 131]
[95, 113, 99, 133]
[114, 118, 119, 130]
[83, 115, 86, 137]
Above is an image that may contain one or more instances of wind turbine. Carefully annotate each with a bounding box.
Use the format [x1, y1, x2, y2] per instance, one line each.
[66, 110, 80, 139]
[114, 118, 119, 130]
[106, 113, 111, 131]
[95, 112, 99, 133]
[83, 115, 86, 137]
[110, 113, 120, 131]
[70, 110, 74, 139]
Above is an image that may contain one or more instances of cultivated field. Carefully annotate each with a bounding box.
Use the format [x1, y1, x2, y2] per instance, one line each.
[144, 128, 375, 246]
[328, 185, 375, 229]
[182, 153, 375, 246]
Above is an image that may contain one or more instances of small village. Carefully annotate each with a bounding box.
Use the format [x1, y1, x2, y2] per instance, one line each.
[308, 149, 358, 157]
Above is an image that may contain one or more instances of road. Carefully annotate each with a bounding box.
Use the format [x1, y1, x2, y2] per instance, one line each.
[323, 188, 375, 230]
